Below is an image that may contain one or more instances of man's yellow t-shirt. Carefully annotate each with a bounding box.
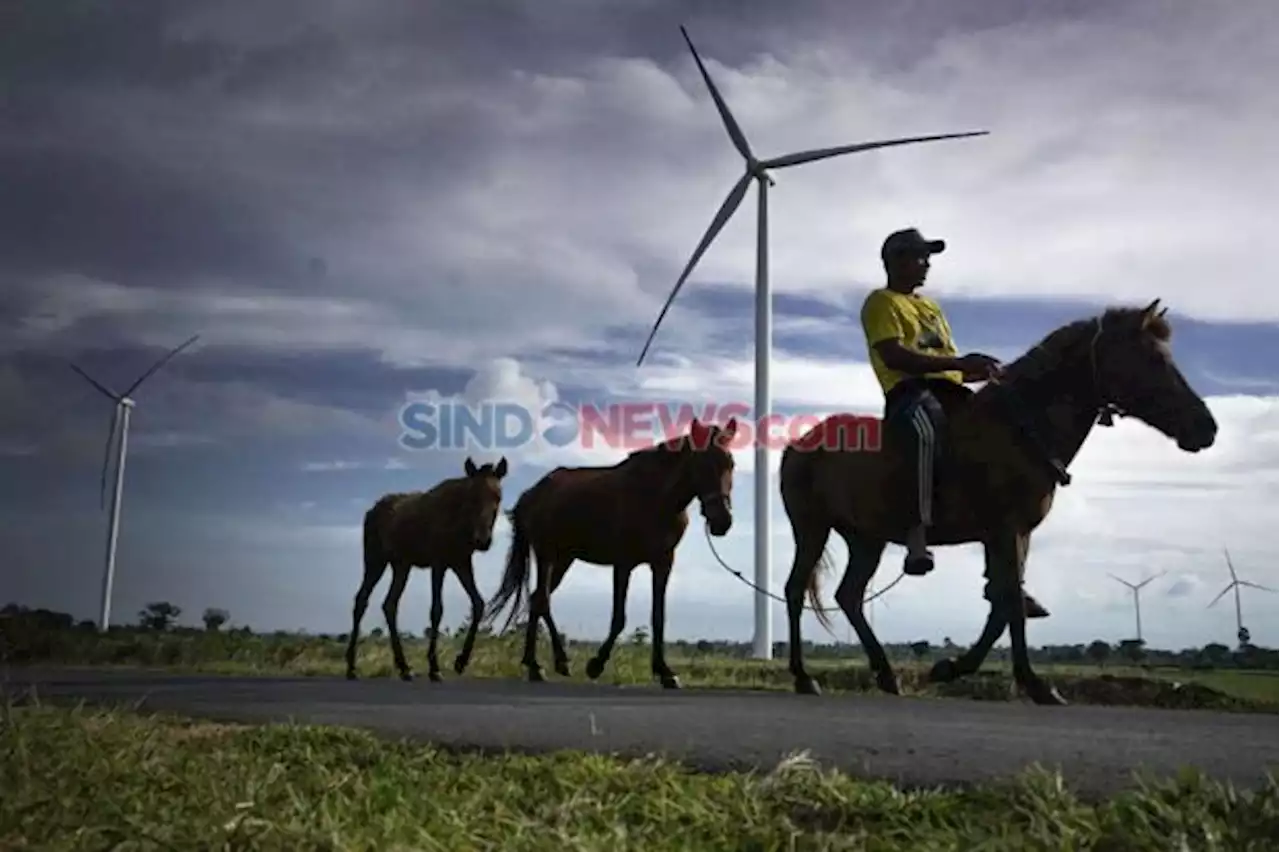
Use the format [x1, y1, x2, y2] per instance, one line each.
[860, 288, 963, 394]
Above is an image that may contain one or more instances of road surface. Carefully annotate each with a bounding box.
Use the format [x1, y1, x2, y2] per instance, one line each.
[4, 666, 1275, 798]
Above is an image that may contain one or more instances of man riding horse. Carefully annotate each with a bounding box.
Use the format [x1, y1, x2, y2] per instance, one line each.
[861, 227, 1050, 619]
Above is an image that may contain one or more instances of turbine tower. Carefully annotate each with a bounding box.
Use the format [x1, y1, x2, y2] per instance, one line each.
[1208, 548, 1276, 649]
[635, 25, 990, 660]
[1107, 570, 1165, 643]
[68, 335, 200, 631]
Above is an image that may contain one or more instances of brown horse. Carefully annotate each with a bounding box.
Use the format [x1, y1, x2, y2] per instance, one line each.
[483, 418, 738, 688]
[780, 300, 1218, 705]
[345, 456, 508, 682]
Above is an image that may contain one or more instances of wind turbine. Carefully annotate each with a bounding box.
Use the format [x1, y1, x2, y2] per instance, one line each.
[68, 335, 200, 632]
[1107, 570, 1165, 643]
[635, 25, 990, 660]
[1208, 548, 1276, 649]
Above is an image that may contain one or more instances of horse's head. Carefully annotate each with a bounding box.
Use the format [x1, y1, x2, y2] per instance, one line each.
[684, 417, 738, 537]
[1089, 300, 1217, 452]
[462, 455, 508, 551]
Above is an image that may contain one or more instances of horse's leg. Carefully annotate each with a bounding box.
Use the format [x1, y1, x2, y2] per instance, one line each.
[586, 563, 634, 681]
[648, 551, 680, 689]
[451, 557, 485, 676]
[382, 562, 414, 682]
[424, 563, 447, 682]
[541, 557, 574, 678]
[834, 530, 897, 695]
[345, 552, 389, 680]
[928, 606, 1007, 683]
[990, 529, 1066, 706]
[785, 518, 831, 696]
[522, 548, 548, 682]
[928, 541, 1010, 683]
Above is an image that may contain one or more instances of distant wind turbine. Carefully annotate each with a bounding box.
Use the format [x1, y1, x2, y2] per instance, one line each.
[1208, 548, 1276, 649]
[1107, 570, 1165, 643]
[635, 24, 990, 660]
[68, 335, 200, 631]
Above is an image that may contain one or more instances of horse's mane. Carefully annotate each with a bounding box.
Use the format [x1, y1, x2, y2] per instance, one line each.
[997, 304, 1172, 385]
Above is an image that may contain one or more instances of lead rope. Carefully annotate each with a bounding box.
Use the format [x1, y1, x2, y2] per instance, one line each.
[703, 522, 904, 612]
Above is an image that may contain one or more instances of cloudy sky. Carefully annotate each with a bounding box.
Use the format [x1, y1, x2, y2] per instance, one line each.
[3, 0, 1276, 653]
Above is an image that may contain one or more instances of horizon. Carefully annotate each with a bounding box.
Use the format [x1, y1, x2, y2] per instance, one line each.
[2, 0, 1276, 652]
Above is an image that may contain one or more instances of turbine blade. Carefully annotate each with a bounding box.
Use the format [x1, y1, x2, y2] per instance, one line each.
[761, 130, 989, 170]
[99, 407, 120, 511]
[1107, 573, 1134, 588]
[1237, 580, 1277, 593]
[1224, 547, 1238, 582]
[1206, 584, 1233, 609]
[680, 26, 755, 163]
[1135, 570, 1166, 589]
[123, 334, 200, 398]
[636, 172, 752, 366]
[68, 361, 120, 401]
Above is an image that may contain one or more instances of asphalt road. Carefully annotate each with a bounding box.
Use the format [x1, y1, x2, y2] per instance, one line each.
[4, 666, 1275, 798]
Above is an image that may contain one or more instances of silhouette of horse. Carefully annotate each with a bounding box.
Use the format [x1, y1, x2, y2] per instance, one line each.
[484, 418, 738, 688]
[780, 301, 1217, 705]
[345, 456, 508, 682]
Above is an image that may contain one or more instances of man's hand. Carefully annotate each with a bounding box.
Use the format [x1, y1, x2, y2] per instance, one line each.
[956, 352, 1004, 383]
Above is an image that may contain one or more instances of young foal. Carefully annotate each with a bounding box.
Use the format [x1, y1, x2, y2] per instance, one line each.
[345, 456, 508, 682]
[484, 419, 738, 688]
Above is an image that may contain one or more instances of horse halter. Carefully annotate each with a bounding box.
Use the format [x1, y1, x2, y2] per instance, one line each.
[1087, 316, 1126, 428]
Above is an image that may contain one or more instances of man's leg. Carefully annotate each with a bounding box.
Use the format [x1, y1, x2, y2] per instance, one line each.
[886, 385, 942, 576]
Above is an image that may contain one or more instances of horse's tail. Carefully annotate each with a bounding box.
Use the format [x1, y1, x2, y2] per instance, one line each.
[362, 495, 396, 574]
[780, 429, 839, 636]
[483, 497, 534, 634]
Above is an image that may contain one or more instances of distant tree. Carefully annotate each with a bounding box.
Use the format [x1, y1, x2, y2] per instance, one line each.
[1086, 640, 1111, 667]
[138, 601, 181, 631]
[1200, 642, 1231, 668]
[370, 627, 384, 638]
[629, 625, 649, 646]
[909, 640, 931, 661]
[1117, 638, 1146, 665]
[202, 608, 230, 632]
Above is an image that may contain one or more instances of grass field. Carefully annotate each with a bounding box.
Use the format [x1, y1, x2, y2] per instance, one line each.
[2, 702, 1275, 851]
[5, 624, 1276, 712]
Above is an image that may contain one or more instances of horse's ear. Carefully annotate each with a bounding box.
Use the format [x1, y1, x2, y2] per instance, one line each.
[1156, 307, 1168, 318]
[464, 457, 479, 477]
[494, 457, 509, 478]
[1142, 298, 1161, 319]
[721, 417, 738, 441]
[689, 418, 707, 446]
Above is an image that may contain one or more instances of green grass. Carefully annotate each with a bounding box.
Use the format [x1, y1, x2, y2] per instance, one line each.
[2, 703, 1275, 851]
[7, 626, 1274, 713]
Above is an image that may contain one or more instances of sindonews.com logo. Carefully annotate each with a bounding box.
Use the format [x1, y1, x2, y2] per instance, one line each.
[397, 400, 882, 453]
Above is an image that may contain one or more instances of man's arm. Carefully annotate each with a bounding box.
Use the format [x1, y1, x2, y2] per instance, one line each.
[861, 294, 964, 376]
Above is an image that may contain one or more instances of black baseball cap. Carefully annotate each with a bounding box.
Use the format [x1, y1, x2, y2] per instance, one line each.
[880, 228, 946, 262]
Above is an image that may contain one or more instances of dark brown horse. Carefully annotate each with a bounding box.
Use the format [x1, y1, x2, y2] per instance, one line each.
[483, 418, 738, 688]
[780, 301, 1218, 705]
[345, 456, 508, 682]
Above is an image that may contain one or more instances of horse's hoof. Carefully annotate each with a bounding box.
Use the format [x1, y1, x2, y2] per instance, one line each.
[452, 655, 468, 675]
[554, 660, 572, 678]
[398, 670, 415, 683]
[345, 670, 358, 681]
[428, 670, 443, 683]
[585, 657, 606, 680]
[659, 674, 682, 690]
[875, 671, 901, 696]
[1029, 682, 1068, 706]
[794, 676, 822, 696]
[527, 666, 546, 683]
[928, 658, 959, 684]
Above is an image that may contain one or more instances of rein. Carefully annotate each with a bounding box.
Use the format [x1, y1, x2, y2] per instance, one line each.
[702, 522, 903, 611]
